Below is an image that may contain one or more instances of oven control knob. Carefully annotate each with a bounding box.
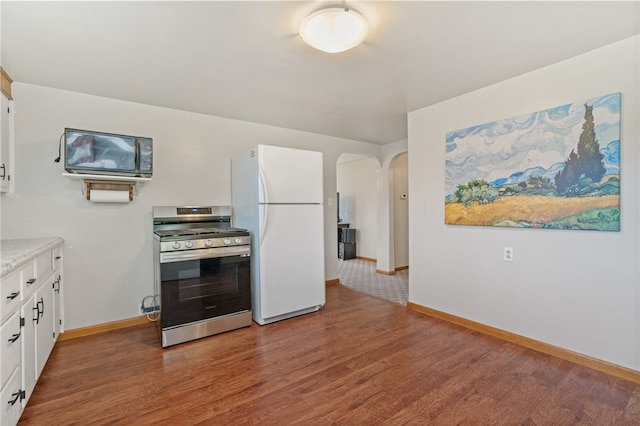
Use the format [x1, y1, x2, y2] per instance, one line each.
[224, 239, 231, 245]
[172, 242, 181, 249]
[205, 240, 213, 247]
[235, 238, 243, 244]
[185, 241, 193, 248]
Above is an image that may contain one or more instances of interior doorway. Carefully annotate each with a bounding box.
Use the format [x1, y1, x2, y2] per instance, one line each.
[336, 151, 409, 303]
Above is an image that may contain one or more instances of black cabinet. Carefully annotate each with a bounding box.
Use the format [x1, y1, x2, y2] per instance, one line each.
[338, 227, 356, 260]
[338, 242, 356, 260]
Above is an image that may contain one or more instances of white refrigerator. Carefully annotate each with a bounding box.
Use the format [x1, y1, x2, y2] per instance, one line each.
[231, 144, 325, 325]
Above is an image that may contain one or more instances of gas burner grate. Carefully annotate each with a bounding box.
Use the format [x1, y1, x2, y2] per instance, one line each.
[154, 227, 249, 239]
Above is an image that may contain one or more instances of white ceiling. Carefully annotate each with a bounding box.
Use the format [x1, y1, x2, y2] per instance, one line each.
[1, 1, 638, 145]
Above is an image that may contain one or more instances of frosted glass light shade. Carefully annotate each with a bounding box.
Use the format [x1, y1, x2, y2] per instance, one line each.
[299, 7, 369, 53]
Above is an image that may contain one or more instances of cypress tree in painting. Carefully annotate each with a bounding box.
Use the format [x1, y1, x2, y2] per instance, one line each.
[555, 149, 580, 194]
[554, 103, 606, 194]
[577, 103, 606, 182]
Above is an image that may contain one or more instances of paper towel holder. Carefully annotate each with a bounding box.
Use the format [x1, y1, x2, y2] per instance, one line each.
[84, 180, 135, 202]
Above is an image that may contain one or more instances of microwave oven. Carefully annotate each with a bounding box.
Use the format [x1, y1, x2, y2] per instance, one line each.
[64, 128, 153, 178]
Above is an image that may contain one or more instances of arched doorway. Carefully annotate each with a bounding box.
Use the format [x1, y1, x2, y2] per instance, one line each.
[335, 151, 409, 305]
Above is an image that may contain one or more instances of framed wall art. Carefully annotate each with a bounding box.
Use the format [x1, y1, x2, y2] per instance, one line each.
[445, 93, 621, 231]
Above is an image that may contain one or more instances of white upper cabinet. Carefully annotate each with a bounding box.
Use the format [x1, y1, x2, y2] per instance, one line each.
[0, 67, 14, 193]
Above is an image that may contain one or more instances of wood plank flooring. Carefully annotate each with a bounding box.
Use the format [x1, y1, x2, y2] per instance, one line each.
[19, 285, 640, 425]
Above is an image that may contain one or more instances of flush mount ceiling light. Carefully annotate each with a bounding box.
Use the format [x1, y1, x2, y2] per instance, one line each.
[299, 6, 369, 53]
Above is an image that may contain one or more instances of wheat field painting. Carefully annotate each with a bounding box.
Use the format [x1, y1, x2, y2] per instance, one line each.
[445, 93, 621, 231]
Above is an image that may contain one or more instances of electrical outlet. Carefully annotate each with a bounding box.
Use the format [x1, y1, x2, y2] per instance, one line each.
[328, 197, 333, 206]
[504, 247, 514, 262]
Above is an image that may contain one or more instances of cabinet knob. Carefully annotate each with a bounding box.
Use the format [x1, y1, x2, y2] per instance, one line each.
[6, 291, 19, 300]
[0, 163, 5, 180]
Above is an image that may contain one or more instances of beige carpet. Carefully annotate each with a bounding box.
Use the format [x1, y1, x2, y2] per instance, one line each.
[337, 258, 408, 305]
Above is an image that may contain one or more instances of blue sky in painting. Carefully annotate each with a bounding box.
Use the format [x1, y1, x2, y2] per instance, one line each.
[445, 93, 621, 196]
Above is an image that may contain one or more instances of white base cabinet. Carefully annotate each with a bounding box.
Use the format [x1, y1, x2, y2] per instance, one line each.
[52, 245, 63, 341]
[0, 368, 22, 426]
[0, 312, 21, 397]
[19, 298, 36, 409]
[0, 240, 63, 426]
[33, 278, 55, 380]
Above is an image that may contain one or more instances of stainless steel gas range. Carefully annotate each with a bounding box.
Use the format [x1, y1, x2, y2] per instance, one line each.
[152, 206, 251, 347]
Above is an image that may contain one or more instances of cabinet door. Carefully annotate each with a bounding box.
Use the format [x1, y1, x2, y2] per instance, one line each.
[20, 297, 36, 406]
[0, 311, 21, 390]
[52, 272, 62, 340]
[0, 93, 11, 193]
[52, 245, 63, 336]
[33, 278, 54, 380]
[0, 367, 22, 426]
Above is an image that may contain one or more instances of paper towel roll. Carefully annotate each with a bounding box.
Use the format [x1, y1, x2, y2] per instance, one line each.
[89, 189, 130, 203]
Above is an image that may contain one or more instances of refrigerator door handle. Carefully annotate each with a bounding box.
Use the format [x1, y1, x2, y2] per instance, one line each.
[260, 203, 268, 248]
[258, 162, 268, 203]
[258, 163, 269, 247]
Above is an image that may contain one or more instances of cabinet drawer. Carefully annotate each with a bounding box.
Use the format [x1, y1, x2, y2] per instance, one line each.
[1, 270, 22, 323]
[20, 262, 38, 302]
[0, 311, 21, 391]
[53, 245, 63, 270]
[35, 251, 52, 280]
[0, 367, 22, 426]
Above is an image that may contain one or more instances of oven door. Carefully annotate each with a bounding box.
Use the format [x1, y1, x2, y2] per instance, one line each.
[159, 248, 251, 329]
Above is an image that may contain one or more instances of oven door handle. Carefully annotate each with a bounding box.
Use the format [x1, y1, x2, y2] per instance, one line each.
[160, 247, 250, 263]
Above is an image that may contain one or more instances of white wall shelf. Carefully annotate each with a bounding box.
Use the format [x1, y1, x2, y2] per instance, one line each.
[62, 173, 150, 203]
[61, 172, 151, 182]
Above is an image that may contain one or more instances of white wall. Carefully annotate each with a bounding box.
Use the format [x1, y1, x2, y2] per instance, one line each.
[336, 156, 379, 259]
[335, 143, 409, 271]
[408, 36, 639, 370]
[0, 83, 381, 330]
[393, 153, 409, 268]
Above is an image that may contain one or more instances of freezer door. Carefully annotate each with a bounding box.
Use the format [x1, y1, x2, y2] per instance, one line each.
[258, 204, 325, 319]
[258, 145, 323, 204]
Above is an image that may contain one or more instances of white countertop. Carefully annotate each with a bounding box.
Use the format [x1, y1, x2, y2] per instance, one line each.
[1, 237, 64, 277]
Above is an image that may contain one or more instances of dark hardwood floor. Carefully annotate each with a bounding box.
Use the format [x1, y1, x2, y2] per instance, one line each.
[19, 285, 640, 425]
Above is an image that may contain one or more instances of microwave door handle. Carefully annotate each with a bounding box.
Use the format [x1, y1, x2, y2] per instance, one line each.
[135, 142, 140, 170]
